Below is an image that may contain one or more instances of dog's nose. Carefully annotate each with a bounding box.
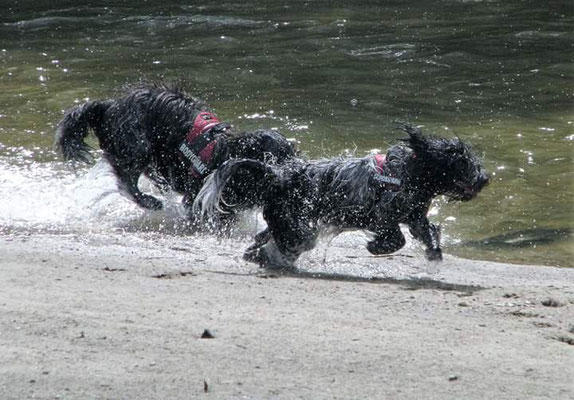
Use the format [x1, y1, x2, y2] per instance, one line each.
[477, 172, 490, 190]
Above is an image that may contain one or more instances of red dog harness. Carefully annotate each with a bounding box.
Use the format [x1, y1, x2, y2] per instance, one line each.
[373, 154, 402, 189]
[178, 112, 222, 177]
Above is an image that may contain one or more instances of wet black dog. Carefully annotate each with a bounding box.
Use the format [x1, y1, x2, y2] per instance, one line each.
[195, 123, 489, 269]
[55, 83, 296, 219]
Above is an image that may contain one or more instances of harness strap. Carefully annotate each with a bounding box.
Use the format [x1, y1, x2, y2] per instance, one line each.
[373, 154, 402, 189]
[179, 111, 223, 178]
[187, 112, 221, 143]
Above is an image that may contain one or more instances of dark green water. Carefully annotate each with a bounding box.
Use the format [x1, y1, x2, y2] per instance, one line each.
[1, 1, 572, 267]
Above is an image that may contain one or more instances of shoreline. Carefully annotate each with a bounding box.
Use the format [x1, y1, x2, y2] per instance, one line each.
[1, 233, 573, 399]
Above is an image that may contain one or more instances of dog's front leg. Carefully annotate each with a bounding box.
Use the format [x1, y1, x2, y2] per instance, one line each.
[367, 226, 406, 255]
[408, 218, 442, 261]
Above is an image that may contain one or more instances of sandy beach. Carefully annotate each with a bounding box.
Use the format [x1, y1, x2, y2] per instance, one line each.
[2, 0, 573, 398]
[1, 231, 572, 400]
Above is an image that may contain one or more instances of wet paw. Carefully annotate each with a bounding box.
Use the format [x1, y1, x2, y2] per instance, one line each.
[244, 242, 296, 271]
[366, 240, 403, 255]
[138, 194, 163, 210]
[243, 246, 262, 264]
[425, 248, 443, 261]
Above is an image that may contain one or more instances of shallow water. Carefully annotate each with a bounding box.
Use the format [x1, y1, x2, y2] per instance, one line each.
[0, 1, 572, 267]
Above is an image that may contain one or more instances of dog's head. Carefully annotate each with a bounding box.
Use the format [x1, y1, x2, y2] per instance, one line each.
[398, 123, 489, 201]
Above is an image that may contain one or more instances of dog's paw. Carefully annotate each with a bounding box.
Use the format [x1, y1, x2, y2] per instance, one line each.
[367, 239, 403, 255]
[425, 248, 443, 261]
[244, 242, 297, 271]
[243, 246, 262, 264]
[138, 194, 164, 210]
[367, 241, 386, 255]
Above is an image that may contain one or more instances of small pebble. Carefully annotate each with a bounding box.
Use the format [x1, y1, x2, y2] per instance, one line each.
[201, 329, 215, 339]
[541, 298, 562, 307]
[556, 336, 574, 345]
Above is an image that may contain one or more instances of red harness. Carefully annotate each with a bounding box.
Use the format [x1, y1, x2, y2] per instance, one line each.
[373, 154, 402, 189]
[178, 111, 222, 177]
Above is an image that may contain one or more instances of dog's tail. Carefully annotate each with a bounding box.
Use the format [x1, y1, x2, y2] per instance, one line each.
[193, 159, 274, 219]
[54, 100, 112, 163]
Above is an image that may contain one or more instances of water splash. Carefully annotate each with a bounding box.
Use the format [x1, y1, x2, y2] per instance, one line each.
[0, 157, 183, 234]
[0, 156, 437, 277]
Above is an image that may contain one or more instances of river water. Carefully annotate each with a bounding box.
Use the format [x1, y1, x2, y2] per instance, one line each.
[0, 1, 572, 267]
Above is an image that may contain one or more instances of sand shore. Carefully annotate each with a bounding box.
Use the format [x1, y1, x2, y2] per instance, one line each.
[1, 232, 573, 399]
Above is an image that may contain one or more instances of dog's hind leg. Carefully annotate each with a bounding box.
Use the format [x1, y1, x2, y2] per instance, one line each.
[114, 166, 163, 210]
[255, 175, 319, 269]
[367, 225, 406, 255]
[255, 215, 319, 270]
[96, 119, 163, 210]
[243, 216, 319, 270]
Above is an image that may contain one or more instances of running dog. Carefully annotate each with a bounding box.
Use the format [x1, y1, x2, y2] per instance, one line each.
[55, 83, 296, 220]
[195, 123, 489, 269]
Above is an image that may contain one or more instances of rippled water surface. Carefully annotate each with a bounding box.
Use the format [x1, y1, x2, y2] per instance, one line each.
[1, 1, 572, 267]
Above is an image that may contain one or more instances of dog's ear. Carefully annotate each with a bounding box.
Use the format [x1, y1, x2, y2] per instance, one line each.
[395, 122, 427, 153]
[446, 138, 471, 158]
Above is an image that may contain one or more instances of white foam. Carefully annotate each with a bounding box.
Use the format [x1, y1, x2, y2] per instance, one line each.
[0, 157, 183, 233]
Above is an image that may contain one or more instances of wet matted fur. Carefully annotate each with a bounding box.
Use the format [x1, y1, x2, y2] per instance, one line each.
[55, 83, 296, 219]
[195, 123, 489, 269]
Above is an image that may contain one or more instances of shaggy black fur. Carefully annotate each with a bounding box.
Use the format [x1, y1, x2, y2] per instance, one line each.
[195, 123, 489, 269]
[55, 83, 296, 218]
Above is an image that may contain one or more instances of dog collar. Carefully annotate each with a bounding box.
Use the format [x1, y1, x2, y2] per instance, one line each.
[179, 111, 221, 177]
[373, 154, 402, 188]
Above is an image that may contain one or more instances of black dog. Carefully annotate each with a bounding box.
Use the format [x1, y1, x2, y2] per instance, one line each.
[55, 83, 296, 220]
[195, 124, 489, 269]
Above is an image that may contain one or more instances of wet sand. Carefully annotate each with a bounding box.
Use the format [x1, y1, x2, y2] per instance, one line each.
[1, 233, 573, 399]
